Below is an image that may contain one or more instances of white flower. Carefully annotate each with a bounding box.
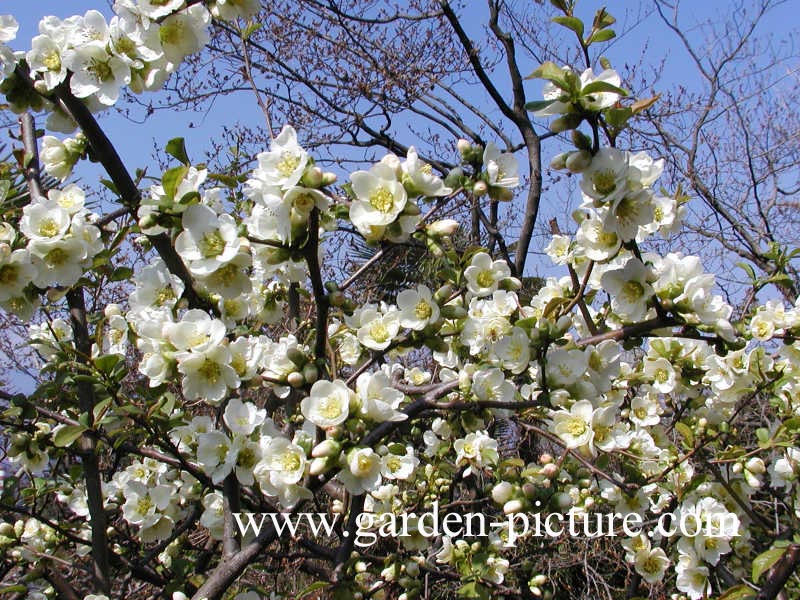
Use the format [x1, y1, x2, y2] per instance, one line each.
[356, 307, 400, 351]
[0, 248, 36, 302]
[223, 398, 266, 436]
[301, 379, 352, 428]
[158, 5, 211, 71]
[49, 184, 87, 215]
[165, 309, 226, 353]
[253, 125, 308, 189]
[177, 345, 239, 403]
[380, 446, 418, 480]
[30, 237, 90, 288]
[20, 200, 71, 244]
[453, 430, 499, 471]
[63, 44, 131, 106]
[675, 552, 710, 600]
[211, 0, 262, 20]
[545, 234, 572, 265]
[633, 547, 669, 584]
[338, 447, 382, 494]
[136, 0, 186, 19]
[601, 258, 654, 322]
[129, 258, 184, 310]
[551, 400, 596, 451]
[534, 67, 623, 116]
[349, 163, 408, 235]
[256, 437, 307, 488]
[355, 370, 406, 422]
[492, 327, 531, 374]
[196, 430, 237, 484]
[643, 357, 676, 393]
[604, 189, 654, 242]
[580, 148, 628, 204]
[27, 34, 67, 89]
[68, 10, 110, 47]
[575, 209, 621, 262]
[545, 347, 588, 388]
[121, 480, 173, 528]
[175, 204, 241, 276]
[199, 252, 252, 299]
[629, 394, 661, 427]
[0, 15, 18, 43]
[401, 147, 451, 197]
[464, 252, 511, 297]
[483, 143, 519, 190]
[472, 368, 516, 406]
[245, 194, 290, 244]
[397, 285, 439, 330]
[200, 492, 225, 539]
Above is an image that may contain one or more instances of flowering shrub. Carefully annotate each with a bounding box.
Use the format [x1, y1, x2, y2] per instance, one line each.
[0, 2, 798, 600]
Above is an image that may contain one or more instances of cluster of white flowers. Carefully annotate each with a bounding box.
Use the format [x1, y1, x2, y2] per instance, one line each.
[348, 147, 451, 242]
[0, 185, 101, 318]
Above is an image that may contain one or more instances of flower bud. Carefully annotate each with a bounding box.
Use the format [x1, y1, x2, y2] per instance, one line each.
[504, 499, 524, 514]
[473, 180, 488, 197]
[309, 457, 331, 476]
[444, 166, 464, 188]
[571, 129, 593, 152]
[302, 363, 319, 384]
[745, 457, 766, 475]
[427, 219, 459, 237]
[456, 138, 472, 156]
[322, 172, 338, 185]
[492, 481, 514, 504]
[565, 150, 592, 173]
[542, 463, 558, 478]
[433, 284, 454, 304]
[301, 166, 324, 188]
[550, 114, 582, 133]
[312, 439, 341, 458]
[549, 152, 569, 170]
[286, 371, 305, 388]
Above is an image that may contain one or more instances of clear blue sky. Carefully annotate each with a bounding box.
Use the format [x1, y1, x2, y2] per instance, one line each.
[4, 0, 796, 190]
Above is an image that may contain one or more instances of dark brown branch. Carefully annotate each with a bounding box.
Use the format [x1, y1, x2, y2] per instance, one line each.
[757, 544, 800, 600]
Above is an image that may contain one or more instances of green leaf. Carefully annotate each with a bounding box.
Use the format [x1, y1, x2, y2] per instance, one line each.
[717, 586, 756, 600]
[526, 61, 568, 90]
[525, 100, 557, 112]
[587, 28, 616, 44]
[109, 266, 134, 282]
[737, 262, 757, 283]
[552, 15, 584, 38]
[674, 421, 694, 448]
[581, 80, 627, 97]
[604, 107, 632, 129]
[99, 179, 119, 195]
[166, 137, 190, 165]
[592, 8, 616, 29]
[94, 354, 123, 375]
[242, 22, 263, 40]
[0, 179, 11, 204]
[53, 424, 88, 448]
[752, 546, 786, 582]
[207, 172, 239, 187]
[161, 165, 189, 200]
[299, 582, 331, 597]
[631, 94, 660, 114]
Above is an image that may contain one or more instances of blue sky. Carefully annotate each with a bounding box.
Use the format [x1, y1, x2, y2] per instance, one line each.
[4, 0, 797, 189]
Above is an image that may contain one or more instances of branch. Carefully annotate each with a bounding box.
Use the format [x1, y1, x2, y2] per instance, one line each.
[65, 288, 111, 596]
[49, 78, 216, 314]
[20, 114, 110, 595]
[757, 544, 800, 600]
